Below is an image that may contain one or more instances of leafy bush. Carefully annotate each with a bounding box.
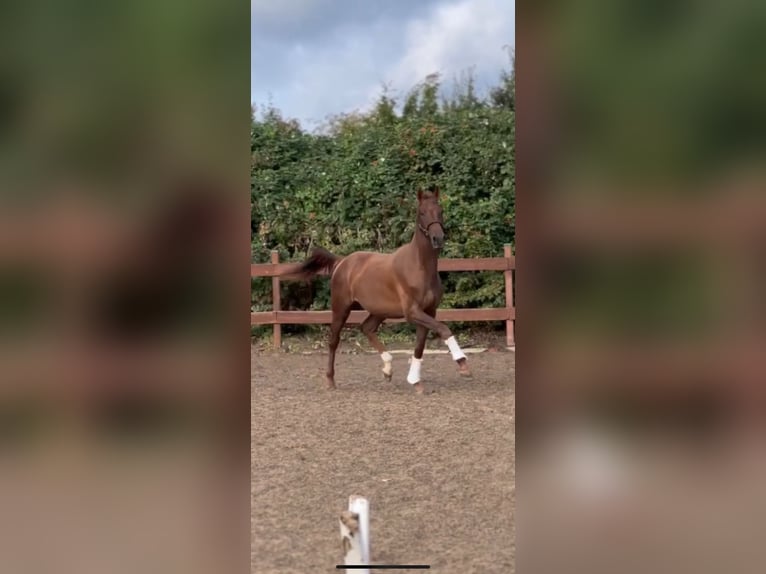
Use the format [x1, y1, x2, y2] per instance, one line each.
[252, 62, 515, 334]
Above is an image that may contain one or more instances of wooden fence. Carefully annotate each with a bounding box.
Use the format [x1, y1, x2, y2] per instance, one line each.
[251, 244, 515, 348]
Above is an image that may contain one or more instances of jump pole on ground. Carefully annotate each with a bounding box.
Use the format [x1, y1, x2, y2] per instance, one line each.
[339, 495, 370, 573]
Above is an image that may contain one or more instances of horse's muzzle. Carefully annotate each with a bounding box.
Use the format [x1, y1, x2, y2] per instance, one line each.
[431, 235, 444, 249]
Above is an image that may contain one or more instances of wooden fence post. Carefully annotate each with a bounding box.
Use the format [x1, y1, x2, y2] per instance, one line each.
[271, 250, 281, 350]
[504, 244, 514, 347]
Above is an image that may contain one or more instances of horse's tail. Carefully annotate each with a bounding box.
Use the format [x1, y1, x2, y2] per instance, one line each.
[280, 247, 341, 281]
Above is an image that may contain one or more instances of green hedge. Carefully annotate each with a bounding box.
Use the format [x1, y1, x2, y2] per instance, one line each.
[252, 66, 514, 333]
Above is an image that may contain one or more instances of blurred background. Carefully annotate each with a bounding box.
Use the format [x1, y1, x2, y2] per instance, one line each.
[0, 1, 250, 572]
[517, 0, 766, 572]
[5, 0, 766, 570]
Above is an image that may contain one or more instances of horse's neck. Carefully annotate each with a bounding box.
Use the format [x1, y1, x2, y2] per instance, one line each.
[409, 232, 439, 276]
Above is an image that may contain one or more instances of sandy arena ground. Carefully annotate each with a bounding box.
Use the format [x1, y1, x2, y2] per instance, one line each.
[251, 348, 515, 573]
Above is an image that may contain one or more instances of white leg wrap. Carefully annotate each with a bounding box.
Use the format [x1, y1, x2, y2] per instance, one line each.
[381, 352, 393, 376]
[406, 357, 422, 385]
[445, 336, 467, 361]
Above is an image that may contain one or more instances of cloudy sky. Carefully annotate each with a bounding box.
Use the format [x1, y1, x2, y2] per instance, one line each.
[251, 0, 514, 130]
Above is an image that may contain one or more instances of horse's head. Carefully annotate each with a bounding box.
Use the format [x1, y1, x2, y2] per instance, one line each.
[417, 187, 445, 250]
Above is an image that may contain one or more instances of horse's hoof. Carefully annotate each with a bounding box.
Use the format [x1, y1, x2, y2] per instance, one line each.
[413, 382, 433, 395]
[325, 378, 337, 390]
[383, 371, 392, 381]
[457, 361, 473, 379]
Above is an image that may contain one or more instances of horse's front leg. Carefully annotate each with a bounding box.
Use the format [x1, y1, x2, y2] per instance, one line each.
[407, 324, 430, 394]
[406, 306, 471, 379]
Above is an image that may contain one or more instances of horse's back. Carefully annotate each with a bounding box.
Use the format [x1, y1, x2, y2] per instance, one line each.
[334, 251, 394, 282]
[341, 250, 392, 268]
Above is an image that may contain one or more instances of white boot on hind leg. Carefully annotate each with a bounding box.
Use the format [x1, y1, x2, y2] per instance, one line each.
[381, 351, 393, 379]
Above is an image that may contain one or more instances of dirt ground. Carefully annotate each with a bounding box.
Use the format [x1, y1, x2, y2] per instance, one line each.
[251, 347, 515, 574]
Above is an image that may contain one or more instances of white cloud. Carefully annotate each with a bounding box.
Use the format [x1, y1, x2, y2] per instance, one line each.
[251, 0, 514, 129]
[388, 0, 514, 91]
[253, 18, 405, 127]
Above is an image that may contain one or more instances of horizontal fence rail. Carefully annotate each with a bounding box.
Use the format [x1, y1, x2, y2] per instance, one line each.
[252, 245, 515, 348]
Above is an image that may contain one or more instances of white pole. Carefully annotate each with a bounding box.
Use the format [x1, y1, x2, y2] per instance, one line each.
[339, 495, 370, 573]
[349, 495, 370, 565]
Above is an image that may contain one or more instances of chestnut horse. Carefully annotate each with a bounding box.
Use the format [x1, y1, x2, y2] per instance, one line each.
[281, 188, 471, 394]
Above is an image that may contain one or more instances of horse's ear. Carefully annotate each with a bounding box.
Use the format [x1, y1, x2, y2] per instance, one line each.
[417, 189, 423, 202]
[433, 187, 440, 199]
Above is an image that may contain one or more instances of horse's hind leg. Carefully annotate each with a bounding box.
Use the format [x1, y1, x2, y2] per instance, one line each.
[326, 302, 353, 390]
[359, 314, 391, 380]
